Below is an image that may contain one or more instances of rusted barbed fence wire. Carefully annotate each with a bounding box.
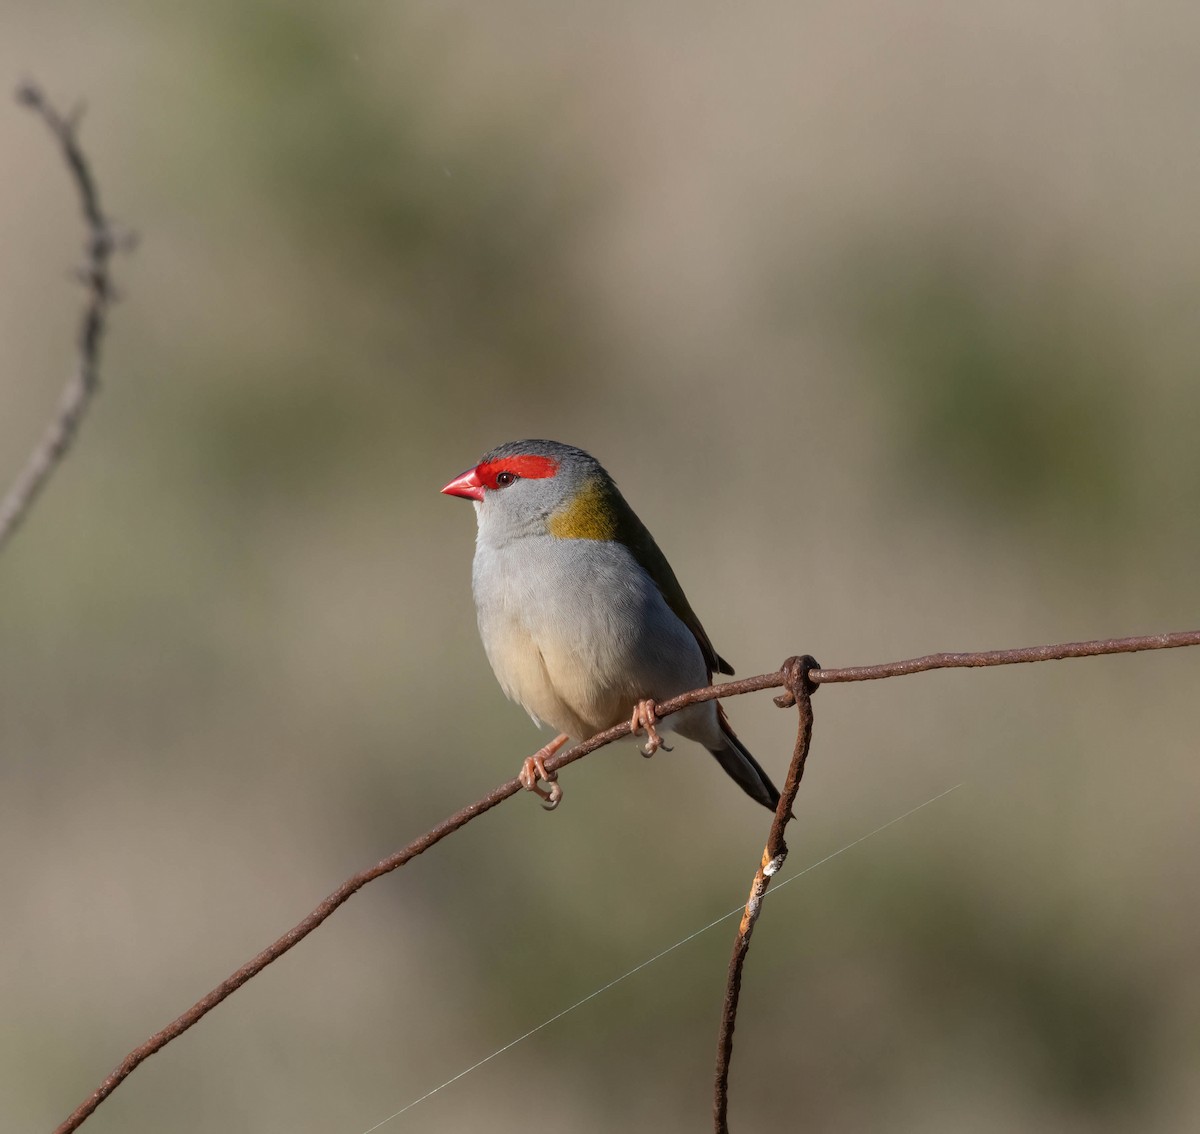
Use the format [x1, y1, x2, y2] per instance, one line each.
[0, 83, 127, 555]
[713, 656, 819, 1132]
[51, 628, 1200, 1133]
[712, 634, 1200, 1132]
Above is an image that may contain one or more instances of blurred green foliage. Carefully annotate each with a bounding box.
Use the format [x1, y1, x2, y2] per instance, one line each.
[848, 242, 1135, 528]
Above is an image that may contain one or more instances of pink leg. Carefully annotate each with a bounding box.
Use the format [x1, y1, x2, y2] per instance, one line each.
[519, 733, 569, 810]
[630, 699, 673, 758]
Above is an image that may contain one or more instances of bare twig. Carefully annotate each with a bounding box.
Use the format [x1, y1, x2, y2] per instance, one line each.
[713, 656, 818, 1133]
[54, 628, 1200, 1133]
[0, 82, 123, 555]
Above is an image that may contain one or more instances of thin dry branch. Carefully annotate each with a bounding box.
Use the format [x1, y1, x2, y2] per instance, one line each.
[0, 83, 123, 555]
[54, 628, 1200, 1133]
[713, 656, 818, 1133]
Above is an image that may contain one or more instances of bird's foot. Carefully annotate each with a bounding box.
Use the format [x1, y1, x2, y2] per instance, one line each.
[519, 733, 569, 810]
[630, 699, 672, 758]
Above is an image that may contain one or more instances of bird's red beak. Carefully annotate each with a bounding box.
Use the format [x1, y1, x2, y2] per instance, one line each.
[441, 466, 485, 502]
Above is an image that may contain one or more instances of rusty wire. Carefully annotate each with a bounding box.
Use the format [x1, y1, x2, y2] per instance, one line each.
[52, 627, 1200, 1133]
[713, 656, 818, 1133]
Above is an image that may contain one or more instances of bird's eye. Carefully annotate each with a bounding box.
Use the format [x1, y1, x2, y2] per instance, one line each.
[495, 471, 517, 488]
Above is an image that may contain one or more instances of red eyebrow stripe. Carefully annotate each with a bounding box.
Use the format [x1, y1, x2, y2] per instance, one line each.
[475, 454, 559, 489]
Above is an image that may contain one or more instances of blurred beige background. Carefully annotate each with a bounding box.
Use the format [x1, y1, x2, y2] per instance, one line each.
[2, 2, 1198, 1131]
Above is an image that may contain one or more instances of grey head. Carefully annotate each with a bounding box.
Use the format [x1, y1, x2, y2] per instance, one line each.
[440, 439, 615, 545]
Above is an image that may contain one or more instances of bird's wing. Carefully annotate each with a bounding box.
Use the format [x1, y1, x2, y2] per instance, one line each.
[609, 486, 734, 678]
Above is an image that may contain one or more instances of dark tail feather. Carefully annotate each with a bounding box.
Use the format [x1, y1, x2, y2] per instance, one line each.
[707, 705, 781, 812]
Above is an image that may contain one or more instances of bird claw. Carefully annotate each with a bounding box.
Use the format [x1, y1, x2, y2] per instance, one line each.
[630, 699, 672, 758]
[519, 734, 569, 810]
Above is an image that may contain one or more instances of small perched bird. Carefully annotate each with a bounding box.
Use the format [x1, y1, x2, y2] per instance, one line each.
[442, 440, 780, 812]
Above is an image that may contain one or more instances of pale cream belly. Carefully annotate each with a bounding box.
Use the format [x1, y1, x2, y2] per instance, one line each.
[482, 613, 637, 740]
